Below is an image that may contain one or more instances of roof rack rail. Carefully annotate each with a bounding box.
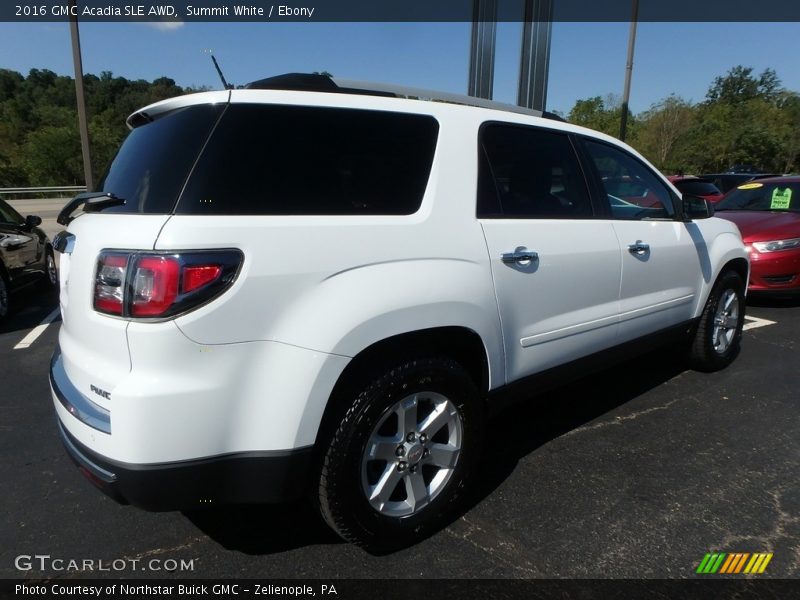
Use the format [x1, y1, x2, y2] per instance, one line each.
[245, 73, 556, 119]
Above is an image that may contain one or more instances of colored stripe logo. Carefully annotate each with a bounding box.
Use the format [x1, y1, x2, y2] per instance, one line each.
[696, 552, 773, 574]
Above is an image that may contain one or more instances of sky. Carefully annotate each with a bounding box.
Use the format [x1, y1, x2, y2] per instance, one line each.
[0, 20, 799, 115]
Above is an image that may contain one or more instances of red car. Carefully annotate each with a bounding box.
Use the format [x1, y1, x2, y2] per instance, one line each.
[714, 177, 800, 295]
[667, 176, 724, 203]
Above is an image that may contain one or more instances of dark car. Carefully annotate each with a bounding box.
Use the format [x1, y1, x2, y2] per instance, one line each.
[714, 177, 800, 295]
[0, 198, 58, 319]
[667, 176, 724, 203]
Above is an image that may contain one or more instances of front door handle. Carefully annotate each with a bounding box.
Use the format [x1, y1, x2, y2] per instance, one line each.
[501, 248, 539, 264]
[628, 241, 650, 255]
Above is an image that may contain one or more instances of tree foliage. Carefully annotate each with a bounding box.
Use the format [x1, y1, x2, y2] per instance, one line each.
[567, 65, 799, 175]
[0, 68, 196, 187]
[567, 94, 631, 138]
[2, 65, 798, 187]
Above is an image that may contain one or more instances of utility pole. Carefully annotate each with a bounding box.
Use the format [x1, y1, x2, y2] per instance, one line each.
[468, 0, 497, 99]
[619, 0, 639, 142]
[69, 0, 93, 190]
[518, 0, 553, 111]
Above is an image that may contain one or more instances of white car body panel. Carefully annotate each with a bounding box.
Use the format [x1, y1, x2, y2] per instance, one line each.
[56, 214, 169, 415]
[52, 86, 749, 477]
[480, 220, 622, 381]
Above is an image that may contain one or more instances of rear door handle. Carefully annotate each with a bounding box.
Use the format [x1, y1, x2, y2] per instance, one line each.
[501, 248, 539, 264]
[627, 241, 650, 255]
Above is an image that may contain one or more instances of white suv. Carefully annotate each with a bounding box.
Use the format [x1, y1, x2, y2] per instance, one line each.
[51, 73, 748, 550]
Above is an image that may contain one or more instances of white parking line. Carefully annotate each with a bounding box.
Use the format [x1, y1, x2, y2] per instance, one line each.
[742, 315, 777, 331]
[13, 308, 61, 350]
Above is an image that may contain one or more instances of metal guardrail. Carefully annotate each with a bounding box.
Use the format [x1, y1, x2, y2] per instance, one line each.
[0, 186, 86, 198]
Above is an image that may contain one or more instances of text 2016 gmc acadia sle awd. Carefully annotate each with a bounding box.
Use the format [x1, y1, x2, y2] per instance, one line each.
[51, 73, 748, 551]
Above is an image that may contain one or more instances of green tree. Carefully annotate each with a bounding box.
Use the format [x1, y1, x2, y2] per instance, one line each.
[634, 95, 695, 172]
[691, 66, 787, 172]
[567, 94, 630, 138]
[0, 68, 194, 187]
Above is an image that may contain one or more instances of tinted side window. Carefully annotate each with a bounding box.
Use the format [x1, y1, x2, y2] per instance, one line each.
[177, 105, 439, 215]
[583, 140, 676, 220]
[478, 124, 592, 219]
[0, 200, 24, 224]
[97, 105, 224, 214]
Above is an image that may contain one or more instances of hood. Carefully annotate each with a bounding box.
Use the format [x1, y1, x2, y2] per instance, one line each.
[716, 210, 800, 242]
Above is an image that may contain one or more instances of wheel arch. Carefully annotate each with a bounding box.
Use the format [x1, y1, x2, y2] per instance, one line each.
[312, 326, 490, 454]
[722, 257, 749, 289]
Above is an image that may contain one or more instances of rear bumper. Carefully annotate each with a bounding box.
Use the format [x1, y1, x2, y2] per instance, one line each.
[51, 340, 319, 510]
[57, 419, 312, 510]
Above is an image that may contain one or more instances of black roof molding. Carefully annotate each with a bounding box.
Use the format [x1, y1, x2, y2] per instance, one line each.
[244, 72, 552, 119]
[245, 73, 342, 93]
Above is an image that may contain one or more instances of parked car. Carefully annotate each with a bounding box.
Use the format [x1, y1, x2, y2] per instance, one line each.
[714, 176, 800, 295]
[50, 73, 749, 550]
[667, 176, 724, 203]
[701, 172, 780, 194]
[0, 198, 58, 319]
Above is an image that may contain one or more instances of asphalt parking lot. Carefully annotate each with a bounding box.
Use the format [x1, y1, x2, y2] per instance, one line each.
[1, 286, 798, 580]
[1, 200, 799, 580]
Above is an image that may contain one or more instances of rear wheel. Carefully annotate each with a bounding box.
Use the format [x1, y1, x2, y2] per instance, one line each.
[317, 356, 483, 551]
[689, 270, 745, 371]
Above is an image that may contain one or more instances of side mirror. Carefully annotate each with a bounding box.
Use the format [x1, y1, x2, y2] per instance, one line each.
[682, 195, 714, 220]
[24, 215, 42, 228]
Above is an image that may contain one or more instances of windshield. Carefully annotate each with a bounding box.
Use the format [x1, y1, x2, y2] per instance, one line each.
[716, 181, 800, 212]
[674, 180, 721, 196]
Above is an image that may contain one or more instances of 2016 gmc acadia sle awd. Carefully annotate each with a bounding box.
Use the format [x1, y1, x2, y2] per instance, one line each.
[50, 73, 748, 551]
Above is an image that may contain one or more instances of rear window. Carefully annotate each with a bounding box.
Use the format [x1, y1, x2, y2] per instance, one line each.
[96, 105, 224, 214]
[176, 104, 439, 215]
[674, 180, 721, 196]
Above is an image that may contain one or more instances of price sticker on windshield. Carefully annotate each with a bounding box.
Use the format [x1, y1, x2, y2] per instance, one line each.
[771, 187, 792, 209]
[737, 182, 763, 190]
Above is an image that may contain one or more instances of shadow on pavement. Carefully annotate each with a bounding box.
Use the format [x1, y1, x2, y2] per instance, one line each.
[185, 345, 688, 555]
[747, 294, 800, 309]
[0, 287, 59, 336]
[469, 345, 688, 505]
[183, 500, 341, 554]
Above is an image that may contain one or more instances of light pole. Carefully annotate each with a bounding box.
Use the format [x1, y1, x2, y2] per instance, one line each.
[619, 0, 639, 142]
[518, 0, 553, 112]
[468, 0, 497, 99]
[69, 0, 93, 190]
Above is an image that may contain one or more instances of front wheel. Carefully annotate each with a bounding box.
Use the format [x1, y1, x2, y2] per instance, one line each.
[689, 270, 746, 372]
[317, 356, 483, 551]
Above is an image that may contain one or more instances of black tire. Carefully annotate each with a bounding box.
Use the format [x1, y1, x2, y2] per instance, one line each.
[0, 272, 8, 320]
[37, 247, 58, 292]
[317, 356, 483, 551]
[689, 270, 746, 372]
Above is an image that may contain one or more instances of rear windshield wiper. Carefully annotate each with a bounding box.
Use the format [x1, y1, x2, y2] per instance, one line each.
[57, 192, 126, 225]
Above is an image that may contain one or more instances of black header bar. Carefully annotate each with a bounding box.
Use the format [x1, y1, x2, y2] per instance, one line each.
[3, 0, 800, 23]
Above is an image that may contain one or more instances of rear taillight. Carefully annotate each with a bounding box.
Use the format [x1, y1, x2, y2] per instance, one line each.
[131, 256, 180, 317]
[182, 265, 222, 293]
[94, 254, 128, 315]
[94, 250, 242, 319]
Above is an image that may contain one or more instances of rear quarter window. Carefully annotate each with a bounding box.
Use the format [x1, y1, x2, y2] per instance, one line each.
[96, 105, 224, 214]
[176, 104, 439, 216]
